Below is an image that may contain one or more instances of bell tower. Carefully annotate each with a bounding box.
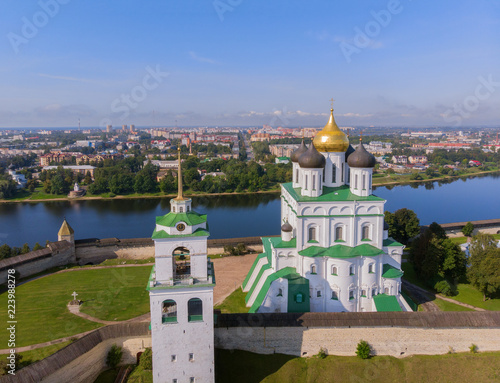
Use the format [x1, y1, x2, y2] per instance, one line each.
[148, 149, 215, 383]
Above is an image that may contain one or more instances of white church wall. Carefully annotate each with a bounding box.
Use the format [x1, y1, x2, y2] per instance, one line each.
[275, 252, 296, 270]
[258, 279, 288, 313]
[242, 256, 268, 292]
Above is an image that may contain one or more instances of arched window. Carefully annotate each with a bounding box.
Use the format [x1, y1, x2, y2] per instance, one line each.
[172, 206, 176, 212]
[295, 169, 299, 183]
[368, 264, 374, 273]
[277, 288, 283, 297]
[354, 174, 358, 189]
[341, 163, 344, 182]
[188, 298, 203, 322]
[362, 225, 370, 240]
[316, 290, 321, 298]
[384, 287, 389, 294]
[372, 288, 377, 297]
[331, 290, 338, 300]
[362, 175, 366, 189]
[162, 300, 177, 323]
[332, 165, 336, 183]
[308, 226, 316, 242]
[312, 175, 316, 190]
[361, 289, 366, 297]
[347, 169, 350, 184]
[179, 207, 183, 213]
[335, 226, 343, 241]
[331, 266, 338, 275]
[305, 175, 308, 190]
[349, 265, 354, 275]
[311, 264, 317, 274]
[349, 290, 355, 300]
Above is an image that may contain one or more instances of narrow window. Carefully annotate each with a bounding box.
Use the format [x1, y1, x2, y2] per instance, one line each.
[312, 175, 316, 190]
[189, 353, 194, 361]
[369, 173, 372, 188]
[308, 227, 316, 241]
[188, 298, 203, 322]
[323, 167, 325, 182]
[179, 207, 183, 213]
[311, 264, 317, 274]
[348, 169, 351, 183]
[372, 288, 377, 297]
[187, 206, 190, 212]
[331, 266, 338, 275]
[332, 165, 336, 183]
[349, 290, 354, 300]
[305, 175, 308, 190]
[362, 174, 366, 189]
[362, 225, 370, 240]
[172, 206, 175, 212]
[341, 163, 344, 182]
[162, 300, 177, 323]
[277, 288, 283, 296]
[384, 287, 389, 294]
[368, 264, 374, 273]
[361, 289, 366, 297]
[335, 226, 343, 241]
[317, 290, 321, 298]
[190, 378, 195, 383]
[349, 265, 354, 275]
[331, 291, 338, 300]
[354, 174, 358, 189]
[173, 379, 178, 383]
[295, 169, 299, 183]
[171, 355, 177, 362]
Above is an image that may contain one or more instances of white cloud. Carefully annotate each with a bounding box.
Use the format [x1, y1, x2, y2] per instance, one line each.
[188, 51, 218, 64]
[37, 73, 97, 83]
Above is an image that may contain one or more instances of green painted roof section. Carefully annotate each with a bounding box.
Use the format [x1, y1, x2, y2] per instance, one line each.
[277, 156, 289, 160]
[242, 252, 268, 289]
[282, 182, 385, 203]
[269, 236, 296, 249]
[298, 243, 385, 259]
[249, 267, 300, 313]
[152, 227, 210, 240]
[383, 238, 404, 247]
[155, 211, 207, 227]
[382, 264, 404, 279]
[373, 294, 402, 312]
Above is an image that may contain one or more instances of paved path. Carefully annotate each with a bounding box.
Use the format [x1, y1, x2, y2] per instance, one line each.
[212, 253, 258, 305]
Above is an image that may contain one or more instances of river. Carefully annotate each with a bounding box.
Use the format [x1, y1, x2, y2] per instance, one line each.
[0, 173, 499, 247]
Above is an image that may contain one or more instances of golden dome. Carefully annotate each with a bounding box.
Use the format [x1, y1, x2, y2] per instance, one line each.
[312, 108, 349, 152]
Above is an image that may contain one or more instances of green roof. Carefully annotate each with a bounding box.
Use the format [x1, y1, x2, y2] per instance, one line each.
[382, 264, 404, 279]
[152, 227, 210, 240]
[373, 294, 402, 312]
[383, 238, 404, 247]
[156, 211, 207, 227]
[277, 157, 289, 160]
[282, 182, 385, 203]
[269, 236, 296, 249]
[298, 243, 385, 259]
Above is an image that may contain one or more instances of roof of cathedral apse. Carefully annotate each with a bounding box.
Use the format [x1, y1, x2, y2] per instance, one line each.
[282, 183, 385, 203]
[298, 243, 385, 259]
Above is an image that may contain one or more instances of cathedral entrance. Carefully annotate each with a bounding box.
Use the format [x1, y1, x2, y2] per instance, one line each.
[173, 247, 191, 279]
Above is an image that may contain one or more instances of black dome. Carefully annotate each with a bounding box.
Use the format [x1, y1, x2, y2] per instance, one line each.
[347, 141, 376, 168]
[281, 221, 293, 232]
[345, 144, 355, 161]
[290, 140, 308, 162]
[298, 143, 326, 168]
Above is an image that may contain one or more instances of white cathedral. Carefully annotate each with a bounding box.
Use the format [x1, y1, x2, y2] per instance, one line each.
[242, 108, 410, 313]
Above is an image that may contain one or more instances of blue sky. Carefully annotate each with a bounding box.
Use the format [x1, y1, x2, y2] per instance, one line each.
[1, 0, 499, 128]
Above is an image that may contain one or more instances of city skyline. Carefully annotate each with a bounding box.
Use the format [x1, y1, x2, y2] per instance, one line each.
[1, 0, 500, 128]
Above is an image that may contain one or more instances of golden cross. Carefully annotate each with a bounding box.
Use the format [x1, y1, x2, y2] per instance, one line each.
[329, 98, 335, 109]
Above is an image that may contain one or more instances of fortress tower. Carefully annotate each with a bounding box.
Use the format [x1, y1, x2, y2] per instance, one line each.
[243, 107, 409, 313]
[148, 149, 215, 383]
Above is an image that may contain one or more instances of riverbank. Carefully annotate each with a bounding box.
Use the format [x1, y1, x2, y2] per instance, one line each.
[2, 168, 499, 204]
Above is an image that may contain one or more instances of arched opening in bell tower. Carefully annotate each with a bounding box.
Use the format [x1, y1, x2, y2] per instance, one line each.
[173, 246, 191, 279]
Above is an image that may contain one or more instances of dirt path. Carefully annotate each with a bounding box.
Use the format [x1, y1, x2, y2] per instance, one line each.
[212, 253, 258, 305]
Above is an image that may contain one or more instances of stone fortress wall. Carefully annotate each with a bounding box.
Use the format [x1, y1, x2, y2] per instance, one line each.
[3, 312, 500, 383]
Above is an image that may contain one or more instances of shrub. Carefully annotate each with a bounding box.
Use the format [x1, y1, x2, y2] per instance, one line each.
[315, 347, 327, 359]
[434, 280, 453, 296]
[106, 344, 122, 369]
[469, 344, 478, 353]
[139, 348, 153, 370]
[462, 222, 474, 237]
[356, 340, 371, 359]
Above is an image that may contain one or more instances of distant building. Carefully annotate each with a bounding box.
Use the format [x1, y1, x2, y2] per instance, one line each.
[43, 165, 96, 178]
[275, 156, 290, 164]
[269, 144, 299, 157]
[392, 156, 408, 165]
[408, 155, 428, 164]
[250, 133, 271, 142]
[7, 169, 27, 189]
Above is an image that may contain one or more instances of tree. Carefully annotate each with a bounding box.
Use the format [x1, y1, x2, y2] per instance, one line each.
[429, 222, 447, 240]
[462, 222, 474, 237]
[0, 244, 12, 260]
[355, 340, 371, 359]
[20, 243, 30, 254]
[33, 242, 44, 251]
[106, 344, 122, 369]
[384, 208, 420, 245]
[468, 233, 500, 300]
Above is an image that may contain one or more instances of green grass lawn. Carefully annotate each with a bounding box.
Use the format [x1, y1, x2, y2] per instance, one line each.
[214, 287, 248, 314]
[98, 258, 155, 266]
[452, 284, 500, 311]
[433, 298, 474, 312]
[127, 365, 153, 383]
[260, 352, 500, 383]
[0, 266, 152, 347]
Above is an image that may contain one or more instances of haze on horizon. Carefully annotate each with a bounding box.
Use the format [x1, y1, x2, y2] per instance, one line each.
[1, 0, 499, 129]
